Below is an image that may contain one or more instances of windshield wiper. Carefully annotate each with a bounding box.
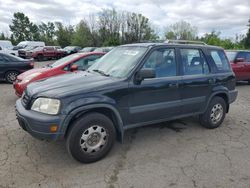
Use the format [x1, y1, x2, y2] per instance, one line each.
[92, 69, 110, 77]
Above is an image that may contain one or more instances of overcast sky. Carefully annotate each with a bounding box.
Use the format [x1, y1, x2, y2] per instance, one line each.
[0, 0, 249, 38]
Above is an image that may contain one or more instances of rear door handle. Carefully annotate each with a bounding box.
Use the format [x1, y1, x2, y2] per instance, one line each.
[208, 78, 215, 84]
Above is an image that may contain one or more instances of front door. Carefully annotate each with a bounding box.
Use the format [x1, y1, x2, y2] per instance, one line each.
[128, 47, 181, 125]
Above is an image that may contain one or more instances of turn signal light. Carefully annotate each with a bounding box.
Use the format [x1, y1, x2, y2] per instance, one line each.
[50, 125, 58, 133]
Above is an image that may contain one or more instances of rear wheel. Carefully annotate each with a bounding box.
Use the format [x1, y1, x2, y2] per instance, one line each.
[5, 71, 19, 83]
[199, 96, 226, 129]
[248, 80, 250, 85]
[66, 113, 116, 163]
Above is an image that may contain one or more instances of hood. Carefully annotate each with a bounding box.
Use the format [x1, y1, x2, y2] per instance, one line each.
[27, 71, 118, 98]
[17, 67, 49, 80]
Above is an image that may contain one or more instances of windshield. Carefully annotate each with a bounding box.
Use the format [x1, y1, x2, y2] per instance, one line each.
[24, 46, 37, 50]
[50, 53, 81, 68]
[226, 51, 237, 62]
[88, 46, 147, 78]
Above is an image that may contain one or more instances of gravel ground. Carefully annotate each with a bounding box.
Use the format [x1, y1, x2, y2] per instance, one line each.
[0, 61, 250, 188]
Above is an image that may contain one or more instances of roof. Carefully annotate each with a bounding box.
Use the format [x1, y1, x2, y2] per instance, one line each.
[121, 42, 223, 50]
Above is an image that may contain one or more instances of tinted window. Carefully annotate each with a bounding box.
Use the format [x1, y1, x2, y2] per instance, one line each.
[210, 50, 230, 71]
[143, 48, 176, 78]
[180, 49, 209, 75]
[246, 52, 250, 62]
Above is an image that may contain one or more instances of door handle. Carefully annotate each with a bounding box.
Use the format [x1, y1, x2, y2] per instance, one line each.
[208, 78, 215, 84]
[169, 83, 179, 88]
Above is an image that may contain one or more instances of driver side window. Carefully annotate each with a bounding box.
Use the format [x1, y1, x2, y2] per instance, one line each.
[143, 48, 176, 78]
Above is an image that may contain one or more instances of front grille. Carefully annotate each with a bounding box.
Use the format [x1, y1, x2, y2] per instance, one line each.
[22, 92, 31, 108]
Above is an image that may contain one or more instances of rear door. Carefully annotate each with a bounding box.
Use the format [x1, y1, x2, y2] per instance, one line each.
[179, 48, 213, 114]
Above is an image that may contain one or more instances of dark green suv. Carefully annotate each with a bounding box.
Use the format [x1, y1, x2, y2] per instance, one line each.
[16, 42, 238, 163]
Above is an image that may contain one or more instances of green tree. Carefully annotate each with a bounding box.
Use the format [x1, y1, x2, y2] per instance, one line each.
[55, 22, 74, 47]
[0, 32, 6, 40]
[9, 12, 34, 43]
[165, 21, 198, 40]
[244, 18, 250, 49]
[39, 22, 56, 45]
[72, 20, 92, 47]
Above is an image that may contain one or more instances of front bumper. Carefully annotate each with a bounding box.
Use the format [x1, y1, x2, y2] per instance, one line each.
[16, 99, 66, 141]
[228, 89, 238, 104]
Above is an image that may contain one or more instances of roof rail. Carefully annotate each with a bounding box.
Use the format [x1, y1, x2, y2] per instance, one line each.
[164, 39, 207, 45]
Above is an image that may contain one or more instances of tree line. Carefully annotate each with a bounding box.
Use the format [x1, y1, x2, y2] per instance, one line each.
[0, 9, 249, 49]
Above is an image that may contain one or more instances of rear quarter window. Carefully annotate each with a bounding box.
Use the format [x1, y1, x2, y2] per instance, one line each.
[210, 50, 231, 72]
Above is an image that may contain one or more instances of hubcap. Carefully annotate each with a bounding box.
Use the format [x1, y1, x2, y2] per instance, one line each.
[7, 72, 18, 82]
[210, 103, 223, 124]
[80, 125, 107, 153]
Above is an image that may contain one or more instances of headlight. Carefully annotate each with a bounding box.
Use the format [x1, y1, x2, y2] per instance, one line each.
[31, 98, 60, 115]
[23, 72, 41, 83]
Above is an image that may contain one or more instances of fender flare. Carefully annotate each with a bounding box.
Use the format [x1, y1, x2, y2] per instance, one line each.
[204, 90, 229, 113]
[61, 103, 124, 141]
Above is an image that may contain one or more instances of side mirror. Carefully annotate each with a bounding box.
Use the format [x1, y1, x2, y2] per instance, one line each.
[235, 58, 245, 63]
[70, 64, 78, 72]
[134, 68, 156, 84]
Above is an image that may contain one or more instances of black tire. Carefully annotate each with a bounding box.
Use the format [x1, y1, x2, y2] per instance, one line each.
[37, 54, 44, 61]
[66, 112, 116, 163]
[248, 80, 250, 85]
[5, 71, 19, 83]
[199, 96, 226, 129]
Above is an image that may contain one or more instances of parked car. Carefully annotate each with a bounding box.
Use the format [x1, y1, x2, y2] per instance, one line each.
[63, 46, 82, 55]
[0, 52, 34, 83]
[80, 47, 96, 53]
[226, 50, 250, 83]
[14, 41, 45, 50]
[93, 47, 114, 53]
[4, 41, 45, 56]
[13, 52, 105, 96]
[18, 46, 41, 58]
[19, 46, 64, 61]
[0, 40, 13, 50]
[16, 42, 237, 163]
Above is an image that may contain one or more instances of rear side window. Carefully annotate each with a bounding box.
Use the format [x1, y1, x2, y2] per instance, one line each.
[180, 49, 209, 75]
[210, 50, 230, 72]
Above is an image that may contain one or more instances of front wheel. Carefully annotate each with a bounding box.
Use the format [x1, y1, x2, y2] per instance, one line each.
[199, 96, 226, 129]
[66, 113, 116, 163]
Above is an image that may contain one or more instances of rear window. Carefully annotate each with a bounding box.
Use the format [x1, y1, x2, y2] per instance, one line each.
[210, 50, 230, 72]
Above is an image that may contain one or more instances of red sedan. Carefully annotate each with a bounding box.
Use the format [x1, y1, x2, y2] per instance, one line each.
[13, 52, 105, 97]
[226, 50, 250, 84]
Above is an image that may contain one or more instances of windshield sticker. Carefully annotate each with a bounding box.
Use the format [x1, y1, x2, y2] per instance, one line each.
[123, 50, 139, 56]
